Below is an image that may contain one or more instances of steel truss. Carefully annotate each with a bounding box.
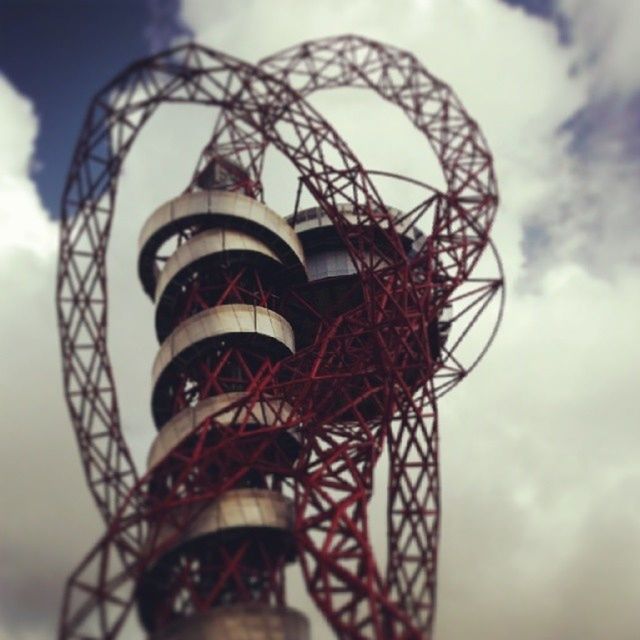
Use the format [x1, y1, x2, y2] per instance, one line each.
[56, 36, 502, 640]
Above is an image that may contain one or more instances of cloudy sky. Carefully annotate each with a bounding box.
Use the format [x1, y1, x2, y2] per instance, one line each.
[0, 1, 638, 639]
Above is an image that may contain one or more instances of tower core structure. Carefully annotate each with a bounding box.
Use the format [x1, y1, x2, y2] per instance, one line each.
[57, 36, 503, 640]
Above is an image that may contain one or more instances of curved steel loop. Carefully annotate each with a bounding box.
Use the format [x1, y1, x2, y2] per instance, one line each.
[57, 41, 416, 639]
[193, 35, 498, 284]
[57, 36, 501, 640]
[57, 42, 394, 524]
[188, 34, 501, 638]
[191, 35, 504, 396]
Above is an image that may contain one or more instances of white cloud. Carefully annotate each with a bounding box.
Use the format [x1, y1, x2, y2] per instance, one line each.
[0, 76, 101, 639]
[562, 0, 640, 96]
[0, 76, 56, 257]
[438, 264, 640, 640]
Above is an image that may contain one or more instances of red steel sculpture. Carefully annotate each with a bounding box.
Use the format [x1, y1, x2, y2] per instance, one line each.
[56, 35, 503, 640]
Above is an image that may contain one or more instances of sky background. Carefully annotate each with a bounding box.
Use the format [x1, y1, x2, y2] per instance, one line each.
[0, 1, 639, 639]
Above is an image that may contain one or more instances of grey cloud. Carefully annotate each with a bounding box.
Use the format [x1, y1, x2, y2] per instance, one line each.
[516, 0, 640, 282]
[0, 250, 101, 637]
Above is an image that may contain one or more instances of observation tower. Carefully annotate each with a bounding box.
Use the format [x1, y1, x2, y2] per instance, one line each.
[57, 36, 503, 640]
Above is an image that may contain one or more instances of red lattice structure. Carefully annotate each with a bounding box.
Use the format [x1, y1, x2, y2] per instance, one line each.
[56, 36, 502, 640]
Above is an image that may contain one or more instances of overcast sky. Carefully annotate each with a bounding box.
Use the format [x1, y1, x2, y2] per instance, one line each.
[0, 1, 639, 639]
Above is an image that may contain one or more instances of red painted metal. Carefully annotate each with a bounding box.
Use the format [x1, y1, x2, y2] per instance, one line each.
[56, 36, 502, 639]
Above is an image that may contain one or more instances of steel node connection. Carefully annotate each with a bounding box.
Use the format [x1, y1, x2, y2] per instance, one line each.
[56, 35, 503, 640]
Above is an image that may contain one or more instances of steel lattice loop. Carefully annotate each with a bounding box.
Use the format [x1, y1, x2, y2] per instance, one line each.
[56, 36, 502, 640]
